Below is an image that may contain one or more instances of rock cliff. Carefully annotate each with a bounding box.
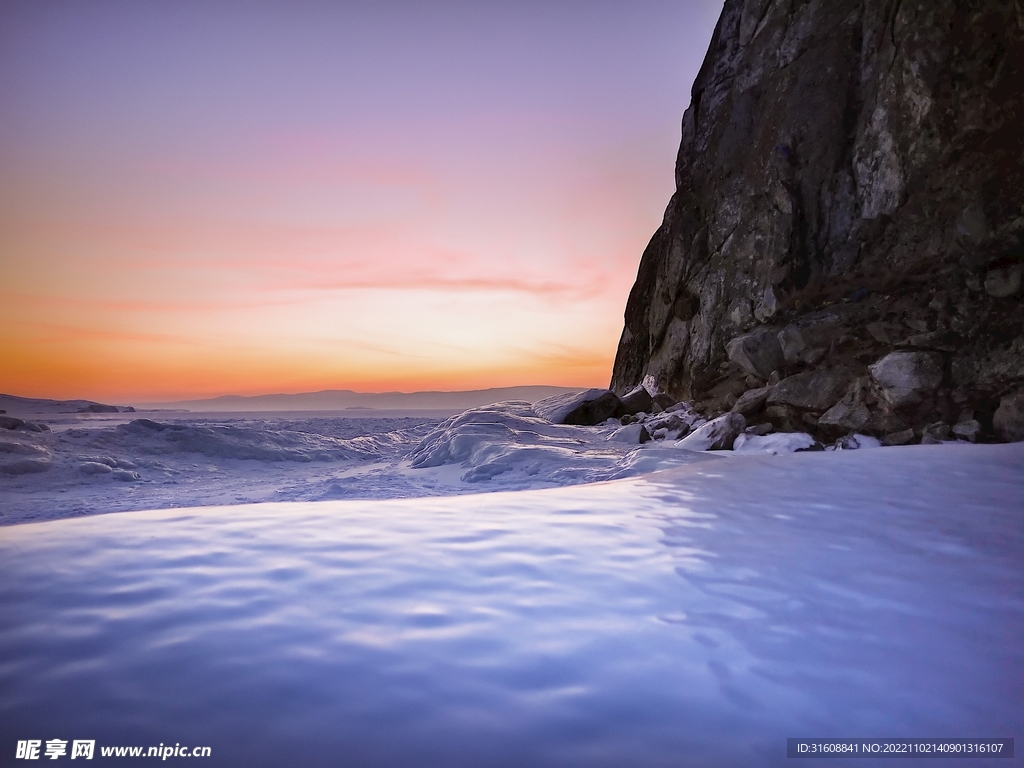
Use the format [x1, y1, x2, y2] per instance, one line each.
[611, 0, 1024, 443]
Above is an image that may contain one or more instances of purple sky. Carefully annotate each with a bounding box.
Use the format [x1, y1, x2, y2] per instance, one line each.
[0, 0, 724, 401]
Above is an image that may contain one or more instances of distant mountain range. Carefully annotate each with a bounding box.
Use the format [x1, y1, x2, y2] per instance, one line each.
[140, 386, 584, 412]
[0, 393, 134, 415]
[1, 387, 586, 415]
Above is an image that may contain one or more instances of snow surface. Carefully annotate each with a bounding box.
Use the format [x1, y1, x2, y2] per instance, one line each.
[0, 443, 1020, 766]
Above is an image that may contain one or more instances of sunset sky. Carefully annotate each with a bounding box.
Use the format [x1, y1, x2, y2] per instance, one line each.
[1, 0, 722, 403]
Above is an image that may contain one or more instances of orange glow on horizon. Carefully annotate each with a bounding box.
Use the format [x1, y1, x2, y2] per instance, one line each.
[1, 328, 615, 404]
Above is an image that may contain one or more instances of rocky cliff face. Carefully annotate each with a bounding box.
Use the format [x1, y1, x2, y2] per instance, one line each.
[612, 0, 1024, 443]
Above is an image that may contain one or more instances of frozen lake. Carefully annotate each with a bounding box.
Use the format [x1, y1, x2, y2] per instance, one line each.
[1, 443, 1021, 766]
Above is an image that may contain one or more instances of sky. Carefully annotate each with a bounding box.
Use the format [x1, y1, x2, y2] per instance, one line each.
[0, 0, 724, 403]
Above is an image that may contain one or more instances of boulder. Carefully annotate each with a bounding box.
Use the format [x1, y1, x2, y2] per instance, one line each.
[617, 386, 653, 417]
[951, 419, 981, 443]
[869, 352, 944, 408]
[645, 413, 687, 434]
[764, 404, 803, 432]
[984, 264, 1022, 298]
[899, 331, 961, 352]
[818, 380, 871, 433]
[880, 428, 915, 447]
[776, 326, 807, 364]
[767, 368, 854, 412]
[676, 412, 745, 451]
[533, 389, 622, 426]
[0, 416, 26, 430]
[993, 390, 1024, 442]
[725, 329, 785, 380]
[652, 394, 677, 411]
[703, 377, 747, 412]
[731, 387, 769, 416]
[865, 403, 909, 436]
[922, 422, 951, 441]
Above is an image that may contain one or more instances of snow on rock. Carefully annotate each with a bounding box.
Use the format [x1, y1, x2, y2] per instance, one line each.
[733, 432, 820, 455]
[78, 461, 113, 475]
[606, 423, 650, 444]
[0, 438, 52, 475]
[532, 389, 621, 425]
[832, 434, 882, 450]
[641, 412, 689, 436]
[676, 412, 745, 451]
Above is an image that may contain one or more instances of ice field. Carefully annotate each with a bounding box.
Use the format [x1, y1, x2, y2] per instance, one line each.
[1, 431, 1021, 766]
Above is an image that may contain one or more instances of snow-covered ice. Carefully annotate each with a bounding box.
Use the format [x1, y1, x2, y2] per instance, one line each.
[0, 403, 723, 525]
[0, 442, 1021, 766]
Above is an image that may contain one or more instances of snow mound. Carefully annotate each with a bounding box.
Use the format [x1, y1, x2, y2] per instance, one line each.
[605, 445, 723, 478]
[0, 439, 51, 457]
[0, 458, 51, 475]
[78, 461, 113, 475]
[733, 431, 820, 454]
[408, 402, 609, 483]
[407, 402, 722, 486]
